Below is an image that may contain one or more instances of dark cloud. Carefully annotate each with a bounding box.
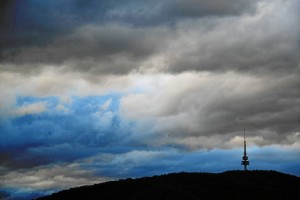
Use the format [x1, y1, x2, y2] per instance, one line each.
[202, 75, 300, 142]
[162, 0, 259, 18]
[166, 4, 300, 76]
[0, 0, 261, 69]
[1, 1, 300, 199]
[0, 0, 113, 60]
[0, 24, 169, 74]
[168, 33, 300, 76]
[1, 0, 298, 77]
[0, 0, 17, 30]
[103, 0, 260, 26]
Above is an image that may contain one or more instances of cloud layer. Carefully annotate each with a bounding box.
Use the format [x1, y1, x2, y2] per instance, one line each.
[1, 0, 300, 199]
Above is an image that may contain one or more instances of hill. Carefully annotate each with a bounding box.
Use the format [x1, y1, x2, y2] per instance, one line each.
[37, 170, 300, 200]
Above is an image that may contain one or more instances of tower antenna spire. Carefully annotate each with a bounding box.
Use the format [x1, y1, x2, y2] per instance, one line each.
[241, 128, 250, 171]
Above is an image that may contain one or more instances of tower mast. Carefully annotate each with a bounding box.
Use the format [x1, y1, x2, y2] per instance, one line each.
[241, 128, 250, 171]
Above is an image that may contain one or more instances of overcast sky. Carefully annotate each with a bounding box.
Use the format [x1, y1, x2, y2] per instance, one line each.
[1, 0, 300, 199]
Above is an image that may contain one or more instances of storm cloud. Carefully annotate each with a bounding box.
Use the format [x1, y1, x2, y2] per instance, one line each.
[1, 0, 299, 77]
[1, 0, 263, 71]
[1, 0, 300, 199]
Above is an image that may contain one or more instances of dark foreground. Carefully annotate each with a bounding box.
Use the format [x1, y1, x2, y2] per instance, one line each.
[37, 170, 300, 200]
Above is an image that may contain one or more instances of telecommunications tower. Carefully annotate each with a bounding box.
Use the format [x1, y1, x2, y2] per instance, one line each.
[241, 128, 250, 171]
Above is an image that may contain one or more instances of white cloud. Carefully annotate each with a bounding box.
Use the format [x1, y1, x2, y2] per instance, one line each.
[121, 71, 266, 120]
[56, 104, 68, 113]
[0, 68, 133, 119]
[120, 72, 299, 148]
[100, 98, 112, 110]
[0, 163, 110, 191]
[10, 102, 48, 116]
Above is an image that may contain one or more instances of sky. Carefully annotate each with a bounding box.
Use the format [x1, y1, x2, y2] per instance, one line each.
[0, 0, 300, 199]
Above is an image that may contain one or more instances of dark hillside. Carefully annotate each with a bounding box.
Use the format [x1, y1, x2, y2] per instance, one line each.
[37, 170, 300, 200]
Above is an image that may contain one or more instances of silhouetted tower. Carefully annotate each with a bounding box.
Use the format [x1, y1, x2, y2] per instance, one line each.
[241, 128, 250, 171]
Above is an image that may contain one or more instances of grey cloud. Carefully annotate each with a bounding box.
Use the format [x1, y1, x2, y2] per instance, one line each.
[1, 2, 300, 196]
[162, 0, 259, 18]
[166, 5, 300, 76]
[0, 0, 299, 151]
[1, 0, 297, 77]
[0, 0, 260, 65]
[202, 77, 300, 143]
[0, 163, 108, 191]
[1, 24, 169, 75]
[106, 0, 260, 26]
[120, 72, 300, 149]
